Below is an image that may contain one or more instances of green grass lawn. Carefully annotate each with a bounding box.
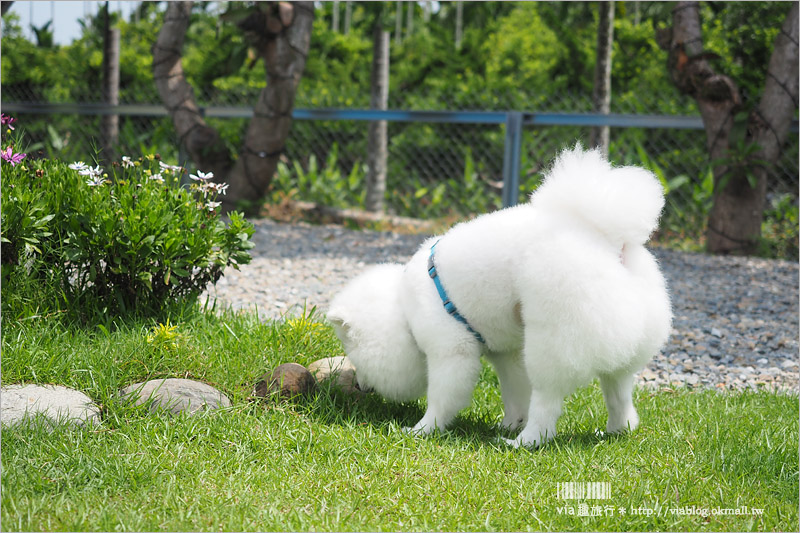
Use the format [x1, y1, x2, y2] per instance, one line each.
[1, 306, 797, 532]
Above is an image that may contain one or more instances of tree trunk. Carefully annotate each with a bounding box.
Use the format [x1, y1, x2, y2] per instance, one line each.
[365, 27, 390, 213]
[152, 1, 233, 181]
[226, 2, 315, 212]
[394, 2, 402, 45]
[455, 1, 463, 50]
[101, 2, 120, 164]
[666, 2, 747, 254]
[706, 2, 798, 254]
[406, 1, 414, 40]
[153, 1, 314, 213]
[344, 1, 352, 35]
[332, 0, 339, 32]
[589, 1, 614, 158]
[666, 1, 799, 254]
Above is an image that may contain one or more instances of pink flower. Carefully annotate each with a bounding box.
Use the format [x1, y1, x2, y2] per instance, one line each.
[1, 114, 17, 130]
[1, 146, 26, 166]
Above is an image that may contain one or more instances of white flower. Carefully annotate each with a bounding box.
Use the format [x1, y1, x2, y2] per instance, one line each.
[198, 181, 229, 196]
[190, 170, 214, 181]
[79, 165, 104, 178]
[86, 175, 106, 187]
[208, 182, 229, 195]
[69, 161, 89, 171]
[148, 173, 165, 183]
[159, 161, 183, 173]
[205, 201, 222, 211]
[121, 156, 134, 168]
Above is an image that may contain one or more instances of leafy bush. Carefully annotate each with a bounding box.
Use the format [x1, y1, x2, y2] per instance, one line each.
[1, 118, 254, 322]
[760, 193, 799, 260]
[272, 143, 366, 208]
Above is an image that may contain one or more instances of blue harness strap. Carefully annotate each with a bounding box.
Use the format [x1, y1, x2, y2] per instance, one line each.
[427, 241, 486, 344]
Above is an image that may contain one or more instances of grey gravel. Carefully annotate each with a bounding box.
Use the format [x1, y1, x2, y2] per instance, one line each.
[203, 218, 799, 393]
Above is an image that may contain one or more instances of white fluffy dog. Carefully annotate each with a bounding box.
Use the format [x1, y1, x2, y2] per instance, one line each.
[327, 145, 672, 447]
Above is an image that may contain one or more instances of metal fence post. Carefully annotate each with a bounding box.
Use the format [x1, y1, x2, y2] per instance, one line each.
[502, 111, 523, 208]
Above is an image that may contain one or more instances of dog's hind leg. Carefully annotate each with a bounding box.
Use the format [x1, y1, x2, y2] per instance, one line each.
[485, 351, 531, 431]
[503, 387, 565, 448]
[599, 370, 639, 433]
[407, 343, 483, 435]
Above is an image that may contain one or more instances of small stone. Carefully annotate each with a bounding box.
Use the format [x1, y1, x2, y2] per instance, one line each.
[685, 374, 700, 386]
[307, 356, 359, 394]
[255, 363, 316, 399]
[1, 384, 100, 429]
[780, 359, 798, 369]
[711, 327, 724, 338]
[640, 369, 658, 381]
[756, 358, 769, 366]
[119, 378, 231, 416]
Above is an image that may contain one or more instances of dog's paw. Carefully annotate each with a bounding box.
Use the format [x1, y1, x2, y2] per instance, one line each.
[500, 436, 545, 449]
[499, 415, 526, 432]
[500, 436, 522, 448]
[606, 410, 639, 434]
[401, 425, 429, 437]
[501, 425, 555, 449]
[500, 436, 542, 449]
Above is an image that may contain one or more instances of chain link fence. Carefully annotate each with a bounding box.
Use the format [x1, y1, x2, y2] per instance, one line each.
[5, 87, 798, 240]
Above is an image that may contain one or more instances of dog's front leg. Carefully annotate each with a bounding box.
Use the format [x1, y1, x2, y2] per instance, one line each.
[405, 346, 483, 435]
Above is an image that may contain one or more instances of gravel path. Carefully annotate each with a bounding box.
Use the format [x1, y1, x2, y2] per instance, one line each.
[203, 218, 799, 393]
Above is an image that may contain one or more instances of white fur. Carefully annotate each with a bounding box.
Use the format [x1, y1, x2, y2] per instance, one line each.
[327, 145, 672, 447]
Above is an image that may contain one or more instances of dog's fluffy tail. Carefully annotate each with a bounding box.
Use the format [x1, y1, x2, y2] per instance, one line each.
[530, 144, 665, 247]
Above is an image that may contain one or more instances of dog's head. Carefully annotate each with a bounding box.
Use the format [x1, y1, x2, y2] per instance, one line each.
[327, 263, 427, 402]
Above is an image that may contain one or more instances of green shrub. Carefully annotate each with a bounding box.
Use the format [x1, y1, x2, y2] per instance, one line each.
[1, 118, 255, 322]
[760, 193, 799, 260]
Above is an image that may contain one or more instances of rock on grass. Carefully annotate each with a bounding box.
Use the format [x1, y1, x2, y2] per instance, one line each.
[119, 378, 231, 416]
[1, 384, 101, 429]
[255, 363, 316, 399]
[307, 356, 360, 394]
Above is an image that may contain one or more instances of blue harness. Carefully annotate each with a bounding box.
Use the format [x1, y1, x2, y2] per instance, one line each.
[427, 241, 486, 344]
